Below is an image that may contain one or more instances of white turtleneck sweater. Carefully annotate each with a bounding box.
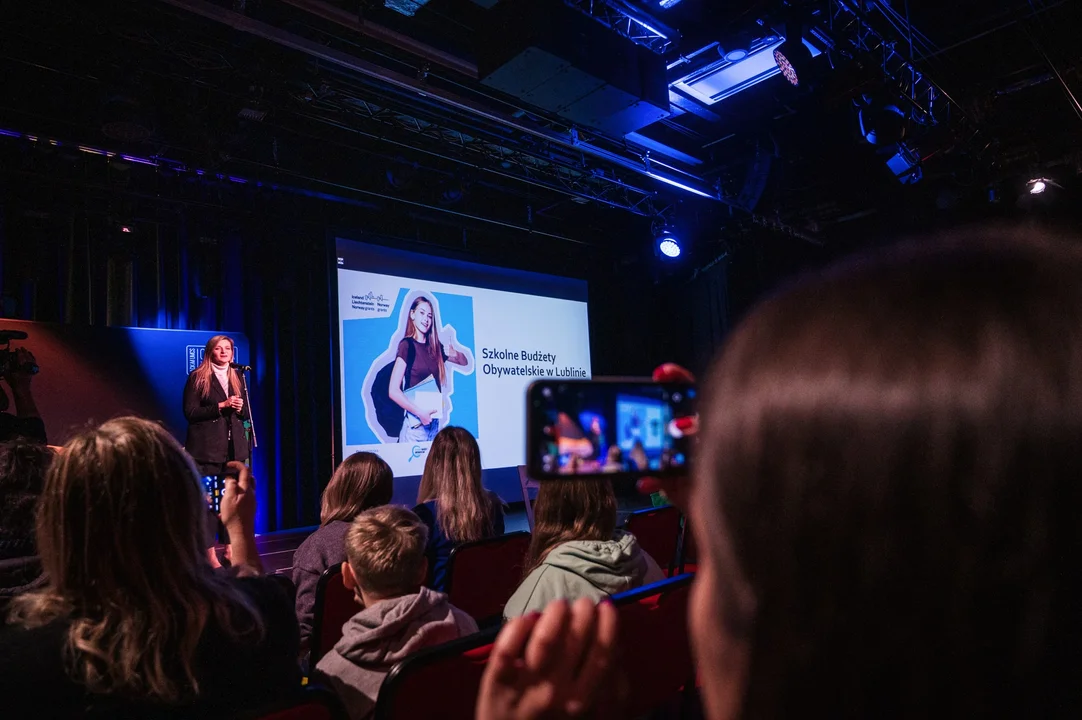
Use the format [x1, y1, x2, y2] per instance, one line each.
[212, 363, 231, 397]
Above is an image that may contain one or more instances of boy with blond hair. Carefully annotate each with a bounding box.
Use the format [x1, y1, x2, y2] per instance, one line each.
[313, 505, 478, 719]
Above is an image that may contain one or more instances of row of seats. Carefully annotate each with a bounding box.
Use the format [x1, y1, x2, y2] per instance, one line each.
[309, 505, 690, 663]
[257, 574, 695, 720]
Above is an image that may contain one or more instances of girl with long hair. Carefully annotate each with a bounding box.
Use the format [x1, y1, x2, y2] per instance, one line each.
[292, 452, 394, 646]
[413, 426, 504, 592]
[184, 334, 250, 566]
[389, 295, 470, 443]
[503, 478, 664, 618]
[0, 417, 299, 716]
[184, 334, 249, 477]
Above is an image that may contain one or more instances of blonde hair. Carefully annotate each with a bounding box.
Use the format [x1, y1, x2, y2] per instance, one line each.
[191, 335, 243, 399]
[320, 452, 394, 526]
[416, 426, 497, 543]
[8, 417, 263, 702]
[345, 506, 429, 597]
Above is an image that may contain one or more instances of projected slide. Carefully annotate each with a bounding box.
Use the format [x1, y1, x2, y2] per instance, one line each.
[336, 239, 591, 476]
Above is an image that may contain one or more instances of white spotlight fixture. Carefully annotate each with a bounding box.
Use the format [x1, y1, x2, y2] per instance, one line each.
[658, 236, 681, 258]
[654, 225, 682, 259]
[1028, 178, 1047, 195]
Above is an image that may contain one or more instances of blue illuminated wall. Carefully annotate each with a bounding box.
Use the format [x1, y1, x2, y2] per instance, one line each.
[0, 320, 268, 531]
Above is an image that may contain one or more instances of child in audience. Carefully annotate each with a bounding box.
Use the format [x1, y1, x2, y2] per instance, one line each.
[413, 426, 504, 592]
[0, 417, 300, 717]
[503, 478, 664, 618]
[293, 451, 393, 646]
[314, 505, 478, 720]
[0, 440, 53, 611]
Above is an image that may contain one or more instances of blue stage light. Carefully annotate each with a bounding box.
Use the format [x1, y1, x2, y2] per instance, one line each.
[657, 234, 681, 259]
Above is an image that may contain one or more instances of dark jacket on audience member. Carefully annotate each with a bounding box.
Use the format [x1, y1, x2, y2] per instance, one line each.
[313, 586, 478, 720]
[0, 473, 46, 611]
[292, 519, 352, 646]
[413, 491, 506, 593]
[0, 575, 301, 719]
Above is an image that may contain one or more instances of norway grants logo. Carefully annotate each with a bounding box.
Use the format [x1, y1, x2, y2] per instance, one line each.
[349, 290, 393, 317]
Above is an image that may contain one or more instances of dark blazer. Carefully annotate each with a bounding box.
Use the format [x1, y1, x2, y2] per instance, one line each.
[183, 369, 250, 465]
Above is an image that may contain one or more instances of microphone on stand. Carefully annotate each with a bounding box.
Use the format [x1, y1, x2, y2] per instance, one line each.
[230, 362, 253, 372]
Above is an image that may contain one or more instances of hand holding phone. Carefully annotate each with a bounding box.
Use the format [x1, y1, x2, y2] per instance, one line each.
[527, 377, 695, 480]
[636, 364, 698, 510]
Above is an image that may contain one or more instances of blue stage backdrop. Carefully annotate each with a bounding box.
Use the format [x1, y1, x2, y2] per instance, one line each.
[0, 320, 268, 531]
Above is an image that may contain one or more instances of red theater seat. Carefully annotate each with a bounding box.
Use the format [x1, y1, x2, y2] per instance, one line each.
[309, 565, 360, 664]
[247, 686, 347, 720]
[611, 574, 696, 713]
[624, 505, 683, 575]
[374, 627, 500, 720]
[374, 574, 695, 719]
[446, 531, 531, 623]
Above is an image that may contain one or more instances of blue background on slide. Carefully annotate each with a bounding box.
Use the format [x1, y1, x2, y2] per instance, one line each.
[343, 288, 478, 445]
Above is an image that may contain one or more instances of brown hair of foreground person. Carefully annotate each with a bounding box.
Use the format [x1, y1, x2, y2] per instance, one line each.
[688, 229, 1082, 719]
[7, 417, 264, 702]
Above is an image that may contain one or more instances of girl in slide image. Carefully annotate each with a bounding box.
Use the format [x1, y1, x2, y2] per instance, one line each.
[389, 295, 471, 443]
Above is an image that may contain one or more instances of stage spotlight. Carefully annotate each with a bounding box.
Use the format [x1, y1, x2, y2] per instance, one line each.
[773, 34, 813, 87]
[857, 97, 907, 145]
[656, 231, 681, 259]
[1028, 178, 1047, 195]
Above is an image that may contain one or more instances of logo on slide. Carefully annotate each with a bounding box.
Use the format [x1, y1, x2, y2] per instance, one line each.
[349, 290, 394, 317]
[408, 445, 427, 462]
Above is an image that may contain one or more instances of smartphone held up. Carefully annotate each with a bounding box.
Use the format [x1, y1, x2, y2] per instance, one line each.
[526, 379, 695, 480]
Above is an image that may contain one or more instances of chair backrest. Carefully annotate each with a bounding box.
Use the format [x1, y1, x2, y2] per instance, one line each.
[517, 465, 539, 530]
[244, 685, 347, 720]
[374, 627, 501, 720]
[611, 573, 696, 713]
[309, 564, 360, 664]
[446, 531, 531, 622]
[375, 575, 694, 720]
[624, 505, 683, 574]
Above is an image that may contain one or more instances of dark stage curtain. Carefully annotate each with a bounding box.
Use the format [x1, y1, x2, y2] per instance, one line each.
[0, 206, 336, 531]
[685, 259, 731, 375]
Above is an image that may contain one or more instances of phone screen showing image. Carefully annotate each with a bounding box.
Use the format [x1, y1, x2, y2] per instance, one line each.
[527, 380, 695, 479]
[202, 475, 224, 514]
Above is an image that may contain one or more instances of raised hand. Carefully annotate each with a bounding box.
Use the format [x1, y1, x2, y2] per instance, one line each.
[219, 461, 255, 532]
[476, 598, 618, 720]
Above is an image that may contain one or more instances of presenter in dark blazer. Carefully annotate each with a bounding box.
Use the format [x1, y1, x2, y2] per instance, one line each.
[184, 335, 250, 478]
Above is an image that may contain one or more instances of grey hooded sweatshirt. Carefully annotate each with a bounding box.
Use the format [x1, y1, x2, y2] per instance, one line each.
[503, 530, 666, 619]
[313, 586, 478, 720]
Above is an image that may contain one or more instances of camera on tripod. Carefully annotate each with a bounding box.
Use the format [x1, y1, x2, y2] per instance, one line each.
[0, 330, 39, 376]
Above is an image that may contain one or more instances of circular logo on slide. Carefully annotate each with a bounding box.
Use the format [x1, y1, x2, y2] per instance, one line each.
[408, 445, 427, 463]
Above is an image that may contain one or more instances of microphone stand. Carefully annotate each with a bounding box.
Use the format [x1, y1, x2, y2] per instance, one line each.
[239, 367, 258, 450]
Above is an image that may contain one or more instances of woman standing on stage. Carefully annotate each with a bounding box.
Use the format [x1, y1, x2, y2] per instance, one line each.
[184, 336, 249, 567]
[183, 335, 250, 478]
[389, 295, 470, 443]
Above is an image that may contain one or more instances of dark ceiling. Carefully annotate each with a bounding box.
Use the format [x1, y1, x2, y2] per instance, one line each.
[1, 0, 1079, 273]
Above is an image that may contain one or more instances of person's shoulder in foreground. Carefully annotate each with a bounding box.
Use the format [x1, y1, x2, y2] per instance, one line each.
[0, 573, 301, 718]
